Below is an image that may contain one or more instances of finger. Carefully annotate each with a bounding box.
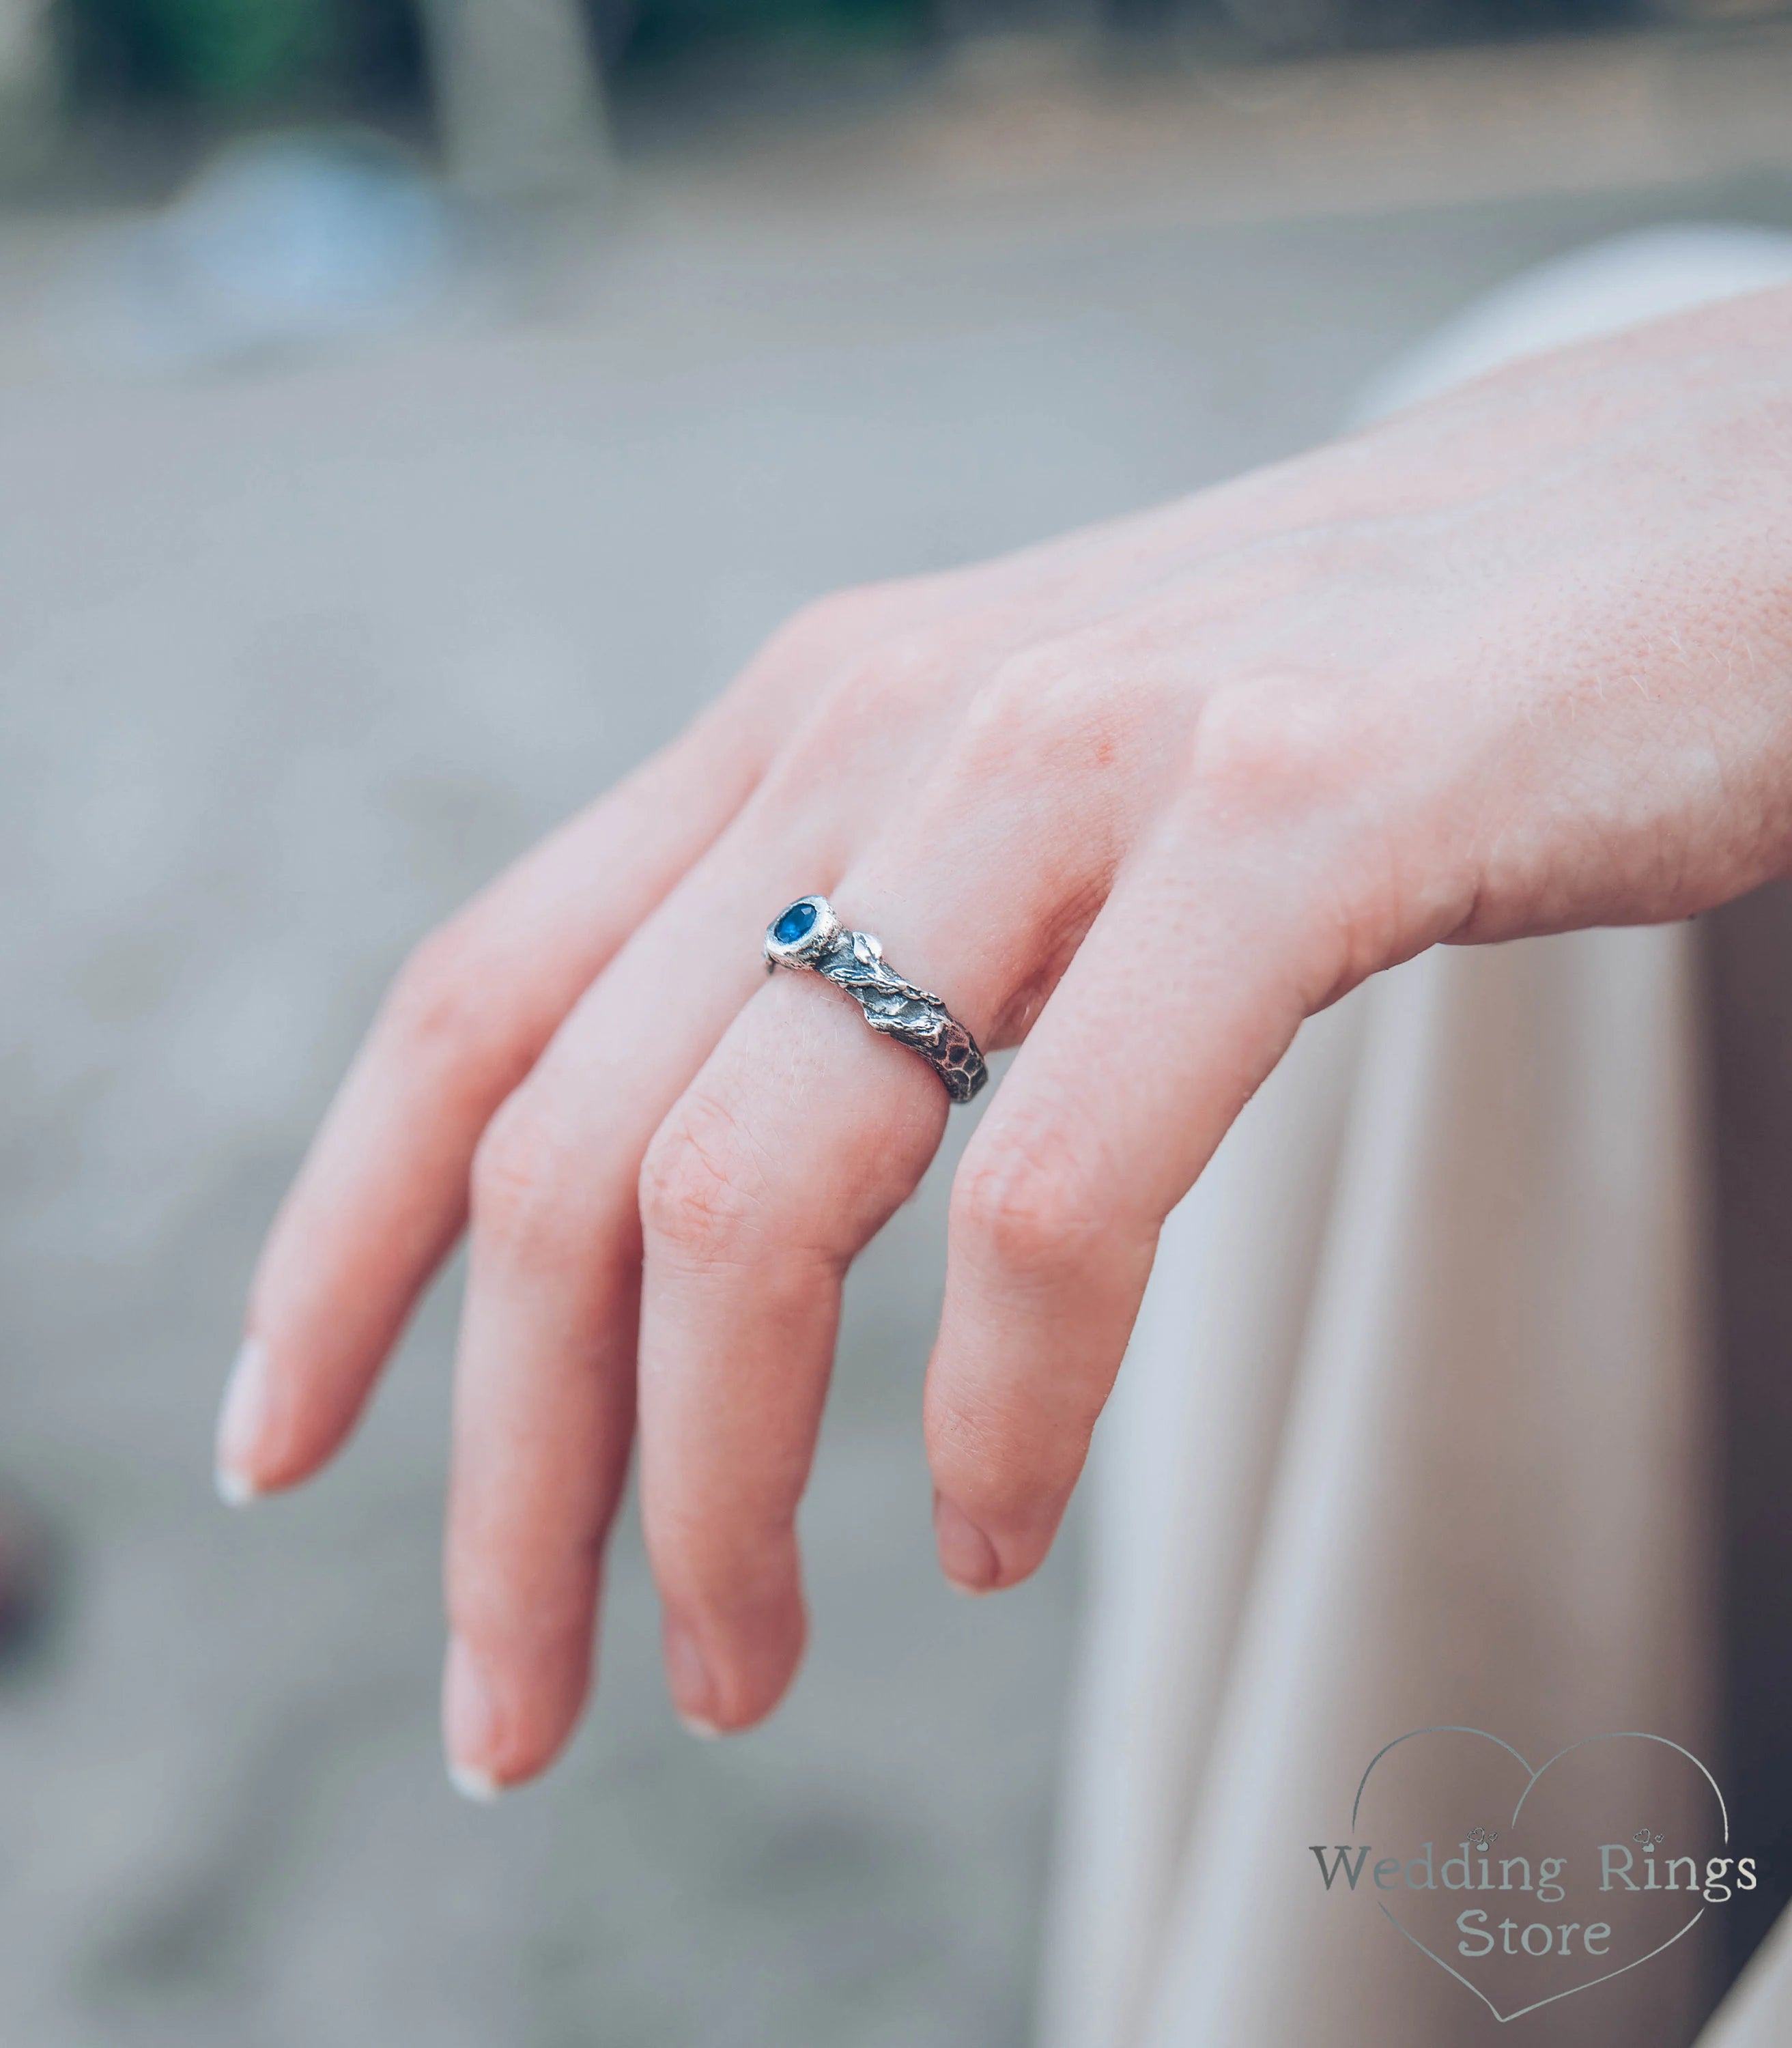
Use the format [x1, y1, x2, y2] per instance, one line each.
[923, 792, 1465, 1592]
[437, 646, 991, 1783]
[440, 835, 840, 1787]
[220, 687, 779, 1502]
[631, 720, 1139, 1730]
[635, 971, 949, 1734]
[221, 573, 1019, 1501]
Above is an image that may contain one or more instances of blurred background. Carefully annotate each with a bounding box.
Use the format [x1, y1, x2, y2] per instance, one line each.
[5, 0, 1792, 2041]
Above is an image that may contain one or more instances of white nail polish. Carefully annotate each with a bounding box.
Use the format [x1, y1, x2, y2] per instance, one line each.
[214, 1463, 260, 1508]
[679, 1713, 724, 1741]
[449, 1761, 502, 1802]
[214, 1335, 269, 1506]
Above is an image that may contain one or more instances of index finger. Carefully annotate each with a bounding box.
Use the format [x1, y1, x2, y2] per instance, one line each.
[218, 688, 774, 1500]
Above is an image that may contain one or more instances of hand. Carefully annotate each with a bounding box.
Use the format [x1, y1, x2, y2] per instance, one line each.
[217, 286, 1792, 1789]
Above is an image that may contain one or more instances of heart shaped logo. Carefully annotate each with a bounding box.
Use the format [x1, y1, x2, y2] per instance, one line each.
[1318, 1726, 1743, 2025]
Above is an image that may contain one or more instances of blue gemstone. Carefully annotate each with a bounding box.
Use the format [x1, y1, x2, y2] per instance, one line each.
[774, 900, 818, 945]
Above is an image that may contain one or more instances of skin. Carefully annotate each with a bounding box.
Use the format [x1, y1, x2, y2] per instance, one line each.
[217, 285, 1792, 1789]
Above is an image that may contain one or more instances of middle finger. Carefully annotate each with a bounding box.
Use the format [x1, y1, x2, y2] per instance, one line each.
[634, 706, 1145, 1730]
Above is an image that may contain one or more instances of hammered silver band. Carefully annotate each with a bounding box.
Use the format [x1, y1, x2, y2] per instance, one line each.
[764, 896, 989, 1104]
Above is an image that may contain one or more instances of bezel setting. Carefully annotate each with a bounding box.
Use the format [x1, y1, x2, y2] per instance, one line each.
[764, 894, 843, 969]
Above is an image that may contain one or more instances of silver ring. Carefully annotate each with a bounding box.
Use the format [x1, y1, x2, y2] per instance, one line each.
[764, 896, 989, 1105]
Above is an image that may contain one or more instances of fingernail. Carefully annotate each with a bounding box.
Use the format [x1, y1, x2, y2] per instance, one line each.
[664, 1619, 721, 1736]
[933, 1493, 999, 1594]
[214, 1336, 270, 1506]
[443, 1635, 507, 1797]
[448, 1761, 500, 1804]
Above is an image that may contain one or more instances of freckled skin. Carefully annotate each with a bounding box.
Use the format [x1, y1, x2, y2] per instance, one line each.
[229, 288, 1792, 1782]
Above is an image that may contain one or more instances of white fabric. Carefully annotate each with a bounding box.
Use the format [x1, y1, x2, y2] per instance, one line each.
[1038, 228, 1792, 2048]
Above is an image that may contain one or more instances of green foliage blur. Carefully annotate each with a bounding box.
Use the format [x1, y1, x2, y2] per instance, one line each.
[58, 0, 933, 109]
[59, 0, 427, 107]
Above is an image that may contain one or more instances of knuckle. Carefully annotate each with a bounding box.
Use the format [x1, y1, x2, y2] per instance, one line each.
[751, 632, 956, 802]
[985, 635, 1086, 705]
[638, 1092, 771, 1265]
[1184, 677, 1468, 1006]
[1190, 674, 1382, 819]
[958, 633, 1140, 785]
[824, 630, 955, 717]
[381, 922, 485, 1059]
[470, 1094, 580, 1261]
[952, 1127, 1105, 1283]
[649, 1506, 801, 1616]
[968, 640, 1087, 737]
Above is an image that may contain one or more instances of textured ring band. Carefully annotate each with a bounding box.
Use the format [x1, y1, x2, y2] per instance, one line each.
[763, 896, 989, 1105]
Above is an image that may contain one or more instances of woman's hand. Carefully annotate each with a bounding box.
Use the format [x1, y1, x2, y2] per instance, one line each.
[217, 286, 1792, 1791]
